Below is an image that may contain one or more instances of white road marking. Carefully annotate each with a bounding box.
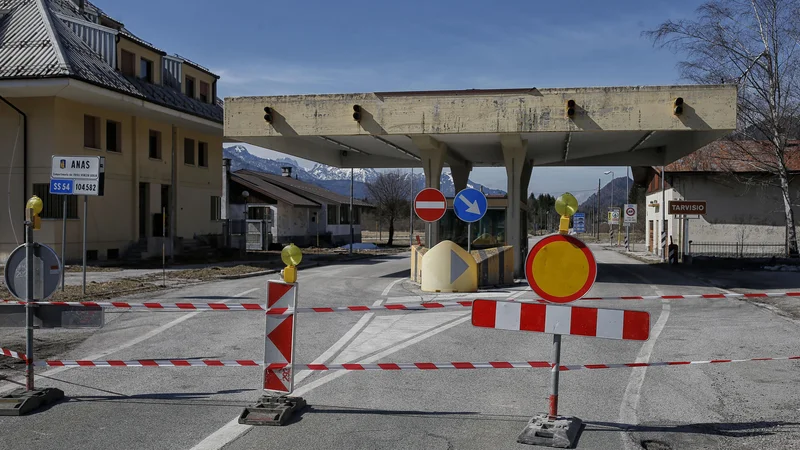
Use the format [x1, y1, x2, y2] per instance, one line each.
[0, 287, 261, 394]
[381, 278, 404, 297]
[191, 311, 470, 450]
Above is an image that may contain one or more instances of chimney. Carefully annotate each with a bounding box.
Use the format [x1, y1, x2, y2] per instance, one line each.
[281, 166, 293, 177]
[221, 158, 231, 220]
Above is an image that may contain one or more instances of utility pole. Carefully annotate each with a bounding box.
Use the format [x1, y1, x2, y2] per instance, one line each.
[596, 178, 600, 239]
[409, 168, 414, 246]
[350, 168, 354, 254]
[661, 165, 666, 261]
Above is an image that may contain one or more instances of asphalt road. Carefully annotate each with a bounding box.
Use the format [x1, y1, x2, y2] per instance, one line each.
[1, 245, 799, 450]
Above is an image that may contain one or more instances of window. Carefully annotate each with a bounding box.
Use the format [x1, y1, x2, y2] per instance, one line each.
[84, 115, 100, 149]
[33, 184, 78, 219]
[200, 81, 209, 103]
[327, 204, 337, 225]
[140, 58, 153, 83]
[198, 142, 208, 167]
[184, 138, 195, 165]
[148, 130, 162, 159]
[210, 196, 221, 220]
[340, 205, 361, 225]
[185, 76, 195, 98]
[106, 120, 121, 152]
[120, 49, 135, 76]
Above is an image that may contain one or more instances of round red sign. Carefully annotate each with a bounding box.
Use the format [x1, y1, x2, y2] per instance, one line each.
[414, 188, 447, 222]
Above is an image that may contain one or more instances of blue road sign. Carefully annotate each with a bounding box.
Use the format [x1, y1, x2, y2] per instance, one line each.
[574, 214, 586, 233]
[454, 188, 488, 223]
[573, 213, 586, 233]
[49, 179, 74, 195]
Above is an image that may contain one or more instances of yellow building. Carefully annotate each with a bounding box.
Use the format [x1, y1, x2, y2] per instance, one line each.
[0, 0, 223, 262]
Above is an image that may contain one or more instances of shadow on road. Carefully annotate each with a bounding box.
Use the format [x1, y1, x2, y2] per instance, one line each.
[584, 419, 800, 437]
[596, 262, 800, 291]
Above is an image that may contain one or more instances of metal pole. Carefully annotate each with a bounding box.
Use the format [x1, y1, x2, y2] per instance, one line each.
[82, 195, 87, 295]
[596, 179, 600, 239]
[661, 166, 666, 261]
[24, 219, 34, 390]
[548, 334, 562, 419]
[626, 166, 630, 251]
[162, 206, 166, 287]
[350, 168, 354, 254]
[467, 223, 471, 253]
[61, 195, 66, 291]
[409, 168, 414, 247]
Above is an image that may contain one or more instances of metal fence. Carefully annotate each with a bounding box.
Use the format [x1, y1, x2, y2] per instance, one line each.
[689, 241, 787, 258]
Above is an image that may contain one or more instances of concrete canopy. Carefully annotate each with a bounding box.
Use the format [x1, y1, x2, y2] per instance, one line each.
[224, 85, 738, 169]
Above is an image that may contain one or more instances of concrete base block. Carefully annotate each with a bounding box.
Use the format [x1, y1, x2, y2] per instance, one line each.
[517, 414, 583, 448]
[238, 395, 306, 426]
[0, 388, 65, 416]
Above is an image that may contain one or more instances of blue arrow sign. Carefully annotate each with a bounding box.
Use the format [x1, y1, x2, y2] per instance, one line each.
[49, 179, 74, 195]
[454, 188, 488, 223]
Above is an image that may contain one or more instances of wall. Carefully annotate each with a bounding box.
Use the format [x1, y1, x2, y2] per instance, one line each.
[274, 201, 313, 245]
[645, 174, 800, 255]
[0, 97, 57, 262]
[175, 127, 223, 238]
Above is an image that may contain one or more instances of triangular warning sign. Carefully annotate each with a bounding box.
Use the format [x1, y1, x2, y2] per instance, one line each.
[267, 316, 294, 362]
[268, 282, 293, 308]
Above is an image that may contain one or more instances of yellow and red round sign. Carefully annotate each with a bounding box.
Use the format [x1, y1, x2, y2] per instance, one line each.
[525, 235, 597, 303]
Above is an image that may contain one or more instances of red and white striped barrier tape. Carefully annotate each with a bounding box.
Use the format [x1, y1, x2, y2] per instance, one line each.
[1, 347, 27, 361]
[2, 291, 798, 313]
[1, 347, 797, 370]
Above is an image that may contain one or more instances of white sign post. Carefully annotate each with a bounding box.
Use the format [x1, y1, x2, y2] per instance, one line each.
[50, 156, 105, 294]
[623, 204, 637, 252]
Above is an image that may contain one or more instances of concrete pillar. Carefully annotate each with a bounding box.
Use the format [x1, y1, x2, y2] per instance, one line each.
[449, 161, 472, 194]
[501, 134, 529, 278]
[412, 135, 446, 246]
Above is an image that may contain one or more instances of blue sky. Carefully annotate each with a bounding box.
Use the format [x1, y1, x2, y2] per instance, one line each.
[101, 0, 703, 198]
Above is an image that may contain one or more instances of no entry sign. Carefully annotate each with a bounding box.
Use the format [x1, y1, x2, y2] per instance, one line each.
[414, 188, 447, 222]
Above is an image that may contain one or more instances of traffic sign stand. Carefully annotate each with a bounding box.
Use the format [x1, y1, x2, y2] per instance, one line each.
[240, 280, 306, 426]
[0, 220, 65, 416]
[477, 214, 651, 447]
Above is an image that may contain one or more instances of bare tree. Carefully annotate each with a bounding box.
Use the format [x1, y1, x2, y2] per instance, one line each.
[366, 171, 410, 246]
[645, 0, 800, 256]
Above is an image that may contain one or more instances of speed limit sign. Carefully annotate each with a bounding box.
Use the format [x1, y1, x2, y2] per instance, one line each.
[624, 204, 638, 224]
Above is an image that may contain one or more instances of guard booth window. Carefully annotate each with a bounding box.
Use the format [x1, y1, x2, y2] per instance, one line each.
[33, 184, 78, 219]
[327, 204, 337, 225]
[339, 205, 360, 225]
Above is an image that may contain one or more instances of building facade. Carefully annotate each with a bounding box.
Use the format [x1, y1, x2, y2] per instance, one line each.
[644, 140, 800, 258]
[0, 0, 224, 262]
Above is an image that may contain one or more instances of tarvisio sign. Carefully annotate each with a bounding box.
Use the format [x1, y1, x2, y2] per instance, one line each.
[668, 200, 707, 215]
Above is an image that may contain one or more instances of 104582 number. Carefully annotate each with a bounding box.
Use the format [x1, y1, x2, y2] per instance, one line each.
[75, 183, 96, 191]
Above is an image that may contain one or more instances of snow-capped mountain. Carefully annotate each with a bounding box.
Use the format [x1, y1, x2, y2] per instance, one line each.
[308, 165, 380, 184]
[225, 145, 316, 183]
[223, 145, 506, 199]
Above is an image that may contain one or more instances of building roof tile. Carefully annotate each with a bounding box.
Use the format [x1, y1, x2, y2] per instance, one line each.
[665, 140, 800, 173]
[231, 172, 320, 207]
[0, 0, 222, 123]
[235, 170, 373, 208]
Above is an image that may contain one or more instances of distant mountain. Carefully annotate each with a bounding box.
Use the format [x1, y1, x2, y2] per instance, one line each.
[579, 177, 634, 212]
[223, 145, 506, 199]
[308, 164, 380, 184]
